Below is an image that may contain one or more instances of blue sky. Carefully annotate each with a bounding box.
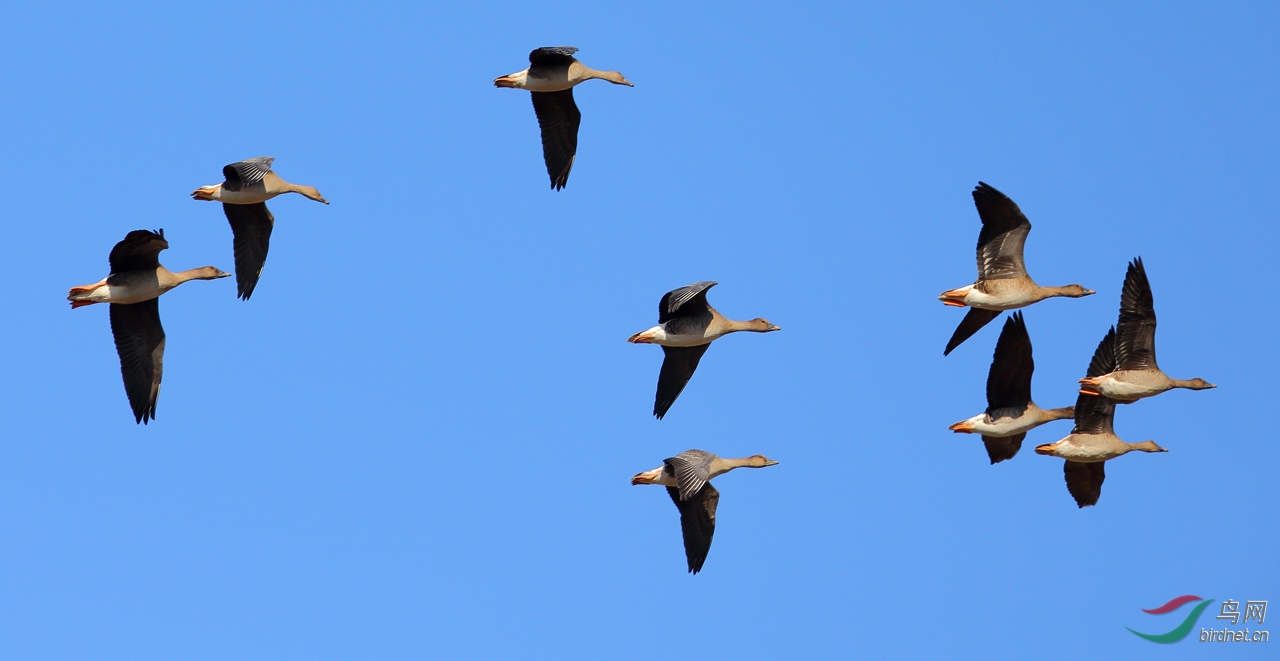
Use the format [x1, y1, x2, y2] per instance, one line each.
[1, 1, 1276, 658]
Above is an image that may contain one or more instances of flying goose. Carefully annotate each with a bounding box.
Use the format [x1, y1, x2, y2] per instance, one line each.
[68, 229, 229, 424]
[631, 450, 779, 574]
[628, 282, 779, 419]
[494, 47, 633, 190]
[1077, 257, 1215, 401]
[1035, 327, 1168, 507]
[940, 183, 1094, 355]
[192, 156, 328, 300]
[949, 312, 1074, 464]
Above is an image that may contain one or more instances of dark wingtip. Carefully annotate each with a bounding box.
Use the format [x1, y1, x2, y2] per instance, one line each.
[973, 181, 1002, 197]
[653, 392, 678, 420]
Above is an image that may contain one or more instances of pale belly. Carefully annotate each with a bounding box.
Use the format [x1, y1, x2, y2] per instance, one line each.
[1094, 373, 1167, 401]
[971, 411, 1043, 437]
[654, 333, 714, 348]
[74, 281, 164, 305]
[1050, 435, 1127, 461]
[217, 188, 275, 204]
[964, 288, 1036, 310]
[524, 76, 577, 92]
[637, 322, 718, 347]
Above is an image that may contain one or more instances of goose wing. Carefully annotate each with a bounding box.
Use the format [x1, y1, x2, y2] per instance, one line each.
[1063, 460, 1105, 507]
[109, 229, 168, 274]
[1073, 327, 1118, 435]
[662, 450, 716, 501]
[222, 156, 275, 192]
[658, 282, 717, 323]
[654, 345, 711, 420]
[667, 483, 718, 574]
[1115, 257, 1158, 371]
[110, 298, 165, 424]
[531, 90, 580, 190]
[944, 308, 1001, 356]
[529, 46, 579, 67]
[222, 202, 274, 300]
[972, 182, 1031, 283]
[982, 433, 1026, 464]
[985, 311, 1033, 419]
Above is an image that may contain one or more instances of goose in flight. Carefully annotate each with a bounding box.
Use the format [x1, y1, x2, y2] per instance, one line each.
[631, 450, 778, 574]
[1035, 327, 1168, 507]
[948, 312, 1074, 464]
[67, 229, 229, 424]
[494, 47, 633, 190]
[1077, 257, 1214, 401]
[192, 156, 328, 300]
[940, 182, 1094, 355]
[628, 282, 779, 419]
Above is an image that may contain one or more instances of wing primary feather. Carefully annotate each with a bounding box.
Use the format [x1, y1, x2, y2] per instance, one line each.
[110, 299, 165, 424]
[654, 345, 711, 419]
[222, 203, 274, 300]
[985, 311, 1033, 415]
[944, 308, 1001, 355]
[530, 90, 580, 190]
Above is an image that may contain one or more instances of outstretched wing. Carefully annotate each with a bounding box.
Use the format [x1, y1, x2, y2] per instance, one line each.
[985, 311, 1033, 418]
[109, 229, 168, 274]
[982, 433, 1025, 464]
[658, 282, 718, 323]
[1073, 327, 1118, 435]
[667, 483, 718, 574]
[222, 156, 275, 192]
[1063, 460, 1105, 508]
[110, 298, 165, 424]
[530, 90, 580, 190]
[654, 345, 711, 420]
[222, 202, 274, 300]
[944, 308, 1001, 356]
[663, 450, 716, 501]
[972, 182, 1031, 282]
[1114, 257, 1158, 371]
[529, 46, 579, 66]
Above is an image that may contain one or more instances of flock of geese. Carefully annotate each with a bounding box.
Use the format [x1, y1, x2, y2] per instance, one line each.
[942, 183, 1214, 508]
[64, 47, 1214, 574]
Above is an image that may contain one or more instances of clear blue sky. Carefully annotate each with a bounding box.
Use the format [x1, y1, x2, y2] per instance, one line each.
[1, 1, 1275, 658]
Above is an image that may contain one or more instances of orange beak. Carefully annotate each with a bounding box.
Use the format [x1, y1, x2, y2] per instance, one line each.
[939, 289, 970, 307]
[948, 422, 975, 433]
[493, 76, 519, 88]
